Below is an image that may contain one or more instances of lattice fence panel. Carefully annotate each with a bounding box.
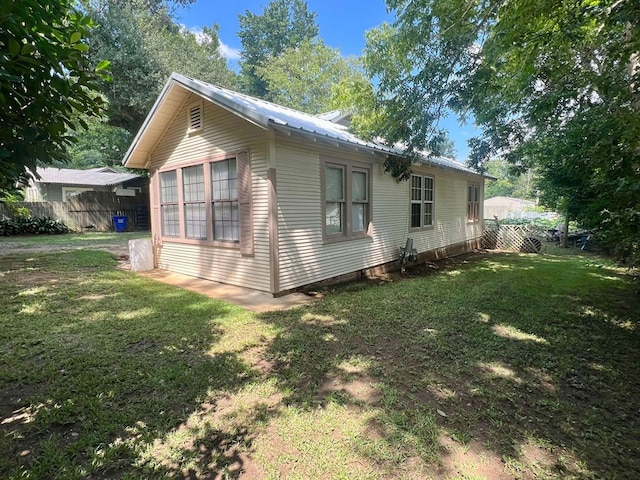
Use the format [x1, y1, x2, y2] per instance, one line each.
[483, 223, 544, 253]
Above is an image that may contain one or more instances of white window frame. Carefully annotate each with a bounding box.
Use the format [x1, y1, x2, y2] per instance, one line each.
[467, 183, 481, 222]
[409, 174, 435, 230]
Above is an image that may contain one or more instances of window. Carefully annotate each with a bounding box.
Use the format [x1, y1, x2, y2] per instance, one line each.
[467, 183, 480, 222]
[155, 151, 252, 254]
[325, 165, 344, 235]
[160, 171, 179, 236]
[62, 187, 92, 202]
[211, 159, 239, 241]
[322, 157, 371, 241]
[182, 165, 206, 239]
[410, 174, 435, 229]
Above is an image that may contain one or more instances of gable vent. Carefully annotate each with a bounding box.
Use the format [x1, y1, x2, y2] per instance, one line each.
[188, 102, 203, 132]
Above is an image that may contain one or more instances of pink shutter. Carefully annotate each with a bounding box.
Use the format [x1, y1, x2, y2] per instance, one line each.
[237, 150, 254, 256]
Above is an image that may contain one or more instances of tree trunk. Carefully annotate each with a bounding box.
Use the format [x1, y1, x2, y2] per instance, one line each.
[561, 206, 570, 248]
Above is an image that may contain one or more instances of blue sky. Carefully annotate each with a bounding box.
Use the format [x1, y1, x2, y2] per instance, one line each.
[175, 0, 479, 160]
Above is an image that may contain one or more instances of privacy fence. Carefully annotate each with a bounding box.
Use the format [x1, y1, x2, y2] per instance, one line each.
[0, 191, 150, 232]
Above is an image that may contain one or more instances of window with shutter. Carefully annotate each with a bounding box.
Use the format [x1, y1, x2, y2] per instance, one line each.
[156, 150, 252, 253]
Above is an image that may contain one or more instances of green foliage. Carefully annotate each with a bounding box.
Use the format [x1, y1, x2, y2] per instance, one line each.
[0, 191, 29, 218]
[0, 0, 108, 191]
[0, 217, 70, 236]
[238, 0, 319, 98]
[65, 118, 132, 169]
[484, 159, 537, 200]
[362, 0, 640, 264]
[84, 0, 236, 133]
[383, 155, 414, 181]
[1, 248, 639, 477]
[256, 40, 364, 114]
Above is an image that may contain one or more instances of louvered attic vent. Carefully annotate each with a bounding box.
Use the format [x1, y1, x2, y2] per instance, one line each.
[188, 102, 203, 133]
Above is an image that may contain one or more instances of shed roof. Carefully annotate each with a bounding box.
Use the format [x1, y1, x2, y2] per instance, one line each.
[123, 72, 481, 177]
[484, 196, 536, 207]
[31, 167, 140, 187]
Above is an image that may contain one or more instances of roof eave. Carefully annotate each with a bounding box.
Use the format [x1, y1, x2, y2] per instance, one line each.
[122, 73, 271, 169]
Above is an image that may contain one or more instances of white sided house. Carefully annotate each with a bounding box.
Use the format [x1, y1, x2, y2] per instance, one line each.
[123, 73, 486, 296]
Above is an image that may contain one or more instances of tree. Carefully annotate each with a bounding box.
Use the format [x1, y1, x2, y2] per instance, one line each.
[65, 119, 132, 169]
[360, 0, 640, 261]
[238, 0, 318, 99]
[0, 0, 108, 192]
[484, 159, 537, 200]
[256, 40, 364, 114]
[84, 0, 236, 133]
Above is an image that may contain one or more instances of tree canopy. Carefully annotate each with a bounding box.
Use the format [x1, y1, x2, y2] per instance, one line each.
[360, 0, 640, 261]
[256, 40, 365, 114]
[238, 0, 318, 99]
[0, 0, 108, 192]
[84, 0, 236, 133]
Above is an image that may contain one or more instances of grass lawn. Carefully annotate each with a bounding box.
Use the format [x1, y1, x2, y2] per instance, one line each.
[0, 231, 150, 250]
[0, 246, 638, 479]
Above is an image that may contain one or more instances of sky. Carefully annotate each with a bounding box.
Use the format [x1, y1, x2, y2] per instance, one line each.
[175, 0, 479, 161]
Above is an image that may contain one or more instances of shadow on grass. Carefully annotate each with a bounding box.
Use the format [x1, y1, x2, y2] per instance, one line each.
[0, 250, 262, 479]
[256, 250, 640, 478]
[3, 249, 639, 479]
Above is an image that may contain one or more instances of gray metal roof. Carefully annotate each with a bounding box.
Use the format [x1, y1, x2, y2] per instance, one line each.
[124, 72, 482, 176]
[32, 167, 140, 186]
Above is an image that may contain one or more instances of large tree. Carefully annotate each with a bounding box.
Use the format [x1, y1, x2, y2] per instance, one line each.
[238, 0, 318, 99]
[84, 0, 236, 133]
[360, 0, 640, 260]
[256, 40, 365, 114]
[0, 0, 108, 192]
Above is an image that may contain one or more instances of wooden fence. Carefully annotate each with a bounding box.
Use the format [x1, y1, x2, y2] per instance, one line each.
[482, 221, 545, 253]
[0, 191, 150, 232]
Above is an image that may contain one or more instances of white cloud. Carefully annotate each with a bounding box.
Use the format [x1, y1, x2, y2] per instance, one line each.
[180, 24, 241, 60]
[218, 41, 241, 60]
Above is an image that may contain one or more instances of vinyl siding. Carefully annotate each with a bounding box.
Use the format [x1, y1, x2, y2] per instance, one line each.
[148, 94, 272, 292]
[276, 134, 483, 291]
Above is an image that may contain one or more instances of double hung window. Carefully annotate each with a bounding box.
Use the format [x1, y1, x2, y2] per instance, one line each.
[467, 183, 480, 222]
[157, 151, 250, 251]
[160, 171, 180, 237]
[323, 157, 371, 241]
[410, 174, 435, 229]
[211, 159, 239, 241]
[182, 165, 206, 239]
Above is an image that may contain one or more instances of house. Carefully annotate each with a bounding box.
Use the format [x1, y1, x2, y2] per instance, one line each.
[484, 196, 537, 220]
[123, 73, 487, 296]
[24, 166, 146, 202]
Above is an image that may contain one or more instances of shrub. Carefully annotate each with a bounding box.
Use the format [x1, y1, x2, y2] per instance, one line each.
[0, 216, 70, 236]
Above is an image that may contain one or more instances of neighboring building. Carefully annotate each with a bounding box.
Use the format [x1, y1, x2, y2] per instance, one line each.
[24, 167, 146, 202]
[484, 196, 542, 220]
[123, 73, 487, 296]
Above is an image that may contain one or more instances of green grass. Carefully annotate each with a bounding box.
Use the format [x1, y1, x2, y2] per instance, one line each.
[0, 231, 150, 248]
[1, 247, 638, 479]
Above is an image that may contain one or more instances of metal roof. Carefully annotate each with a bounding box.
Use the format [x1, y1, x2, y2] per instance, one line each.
[32, 167, 140, 186]
[123, 72, 482, 177]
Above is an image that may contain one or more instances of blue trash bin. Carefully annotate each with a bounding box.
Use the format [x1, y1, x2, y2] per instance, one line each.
[112, 215, 128, 232]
